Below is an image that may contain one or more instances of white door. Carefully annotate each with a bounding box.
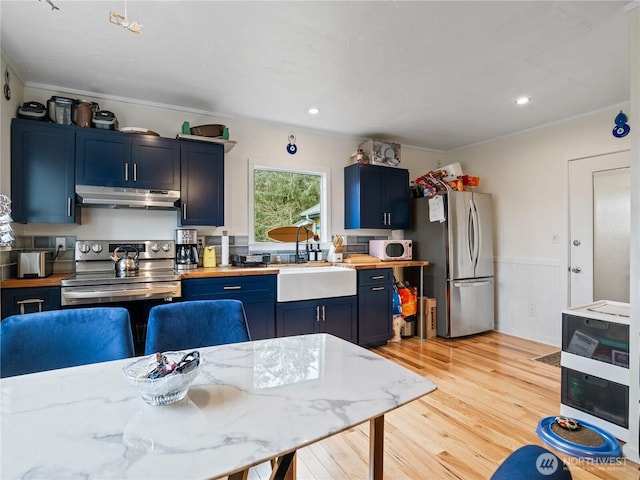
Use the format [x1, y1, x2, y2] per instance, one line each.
[568, 151, 630, 306]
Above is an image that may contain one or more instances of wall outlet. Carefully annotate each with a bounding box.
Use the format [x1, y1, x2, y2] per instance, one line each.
[56, 237, 66, 251]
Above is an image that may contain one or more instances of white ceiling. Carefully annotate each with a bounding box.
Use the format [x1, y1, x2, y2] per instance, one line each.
[0, 1, 631, 151]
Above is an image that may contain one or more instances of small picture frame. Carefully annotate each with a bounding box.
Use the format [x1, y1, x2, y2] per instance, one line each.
[612, 350, 629, 368]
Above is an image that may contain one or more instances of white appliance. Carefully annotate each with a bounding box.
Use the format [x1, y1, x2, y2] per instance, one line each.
[369, 240, 412, 261]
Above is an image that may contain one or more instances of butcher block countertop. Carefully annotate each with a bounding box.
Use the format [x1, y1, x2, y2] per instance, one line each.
[1, 261, 429, 288]
[179, 266, 280, 279]
[1, 273, 71, 289]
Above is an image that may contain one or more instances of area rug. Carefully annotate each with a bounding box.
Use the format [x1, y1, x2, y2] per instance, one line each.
[534, 351, 561, 367]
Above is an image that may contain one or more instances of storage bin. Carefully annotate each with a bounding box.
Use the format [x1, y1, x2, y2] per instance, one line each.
[562, 313, 629, 367]
[561, 367, 628, 428]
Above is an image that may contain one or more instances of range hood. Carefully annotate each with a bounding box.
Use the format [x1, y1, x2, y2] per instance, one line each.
[75, 185, 180, 209]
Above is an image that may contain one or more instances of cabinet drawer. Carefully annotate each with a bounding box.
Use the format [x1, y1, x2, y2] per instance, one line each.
[561, 367, 628, 428]
[357, 269, 393, 287]
[182, 276, 275, 298]
[1, 287, 61, 319]
[562, 313, 629, 367]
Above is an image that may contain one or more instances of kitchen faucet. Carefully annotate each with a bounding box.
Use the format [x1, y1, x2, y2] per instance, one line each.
[295, 225, 311, 263]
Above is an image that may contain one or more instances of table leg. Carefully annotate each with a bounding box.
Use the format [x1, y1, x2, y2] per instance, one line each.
[269, 451, 296, 480]
[228, 469, 249, 480]
[369, 415, 384, 480]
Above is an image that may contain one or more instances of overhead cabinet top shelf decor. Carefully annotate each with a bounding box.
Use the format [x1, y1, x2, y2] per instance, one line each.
[176, 134, 237, 153]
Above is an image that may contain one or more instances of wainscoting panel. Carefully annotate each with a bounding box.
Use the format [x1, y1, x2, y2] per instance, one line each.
[494, 257, 565, 346]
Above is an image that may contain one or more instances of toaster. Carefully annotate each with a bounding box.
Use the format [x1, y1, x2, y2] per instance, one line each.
[18, 252, 53, 278]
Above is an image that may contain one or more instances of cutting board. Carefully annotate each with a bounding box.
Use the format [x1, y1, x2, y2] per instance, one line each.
[267, 226, 314, 243]
[343, 254, 381, 264]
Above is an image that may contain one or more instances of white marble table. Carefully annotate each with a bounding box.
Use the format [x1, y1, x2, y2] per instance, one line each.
[1, 333, 436, 480]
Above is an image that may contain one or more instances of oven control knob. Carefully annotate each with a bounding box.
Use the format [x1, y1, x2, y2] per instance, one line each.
[78, 243, 90, 254]
[91, 244, 103, 253]
[162, 243, 171, 252]
[150, 243, 159, 252]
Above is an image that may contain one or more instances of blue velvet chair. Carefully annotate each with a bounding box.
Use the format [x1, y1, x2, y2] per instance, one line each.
[144, 299, 251, 355]
[0, 307, 135, 378]
[491, 445, 572, 479]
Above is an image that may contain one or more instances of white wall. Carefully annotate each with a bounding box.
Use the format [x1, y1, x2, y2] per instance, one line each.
[448, 106, 631, 344]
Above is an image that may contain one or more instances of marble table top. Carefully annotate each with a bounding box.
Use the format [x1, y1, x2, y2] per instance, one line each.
[1, 334, 436, 479]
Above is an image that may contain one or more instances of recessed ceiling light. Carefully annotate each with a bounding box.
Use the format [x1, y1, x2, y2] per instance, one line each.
[308, 107, 320, 115]
[515, 96, 531, 105]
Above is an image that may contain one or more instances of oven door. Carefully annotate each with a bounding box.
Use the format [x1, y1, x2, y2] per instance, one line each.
[61, 281, 181, 306]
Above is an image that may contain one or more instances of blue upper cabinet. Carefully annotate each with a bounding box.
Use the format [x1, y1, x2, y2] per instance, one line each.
[11, 119, 78, 224]
[179, 139, 224, 226]
[76, 128, 180, 191]
[344, 163, 409, 229]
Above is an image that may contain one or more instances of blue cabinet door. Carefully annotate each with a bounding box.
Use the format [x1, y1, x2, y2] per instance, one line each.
[276, 296, 357, 343]
[357, 269, 393, 347]
[344, 164, 409, 229]
[11, 119, 77, 223]
[131, 136, 180, 190]
[181, 275, 276, 340]
[179, 140, 224, 226]
[76, 128, 131, 187]
[1, 286, 61, 319]
[76, 129, 180, 190]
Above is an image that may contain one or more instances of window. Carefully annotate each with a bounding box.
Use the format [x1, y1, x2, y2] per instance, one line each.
[249, 159, 330, 248]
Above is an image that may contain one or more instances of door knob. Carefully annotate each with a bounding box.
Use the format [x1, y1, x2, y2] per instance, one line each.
[570, 266, 582, 273]
[573, 239, 581, 246]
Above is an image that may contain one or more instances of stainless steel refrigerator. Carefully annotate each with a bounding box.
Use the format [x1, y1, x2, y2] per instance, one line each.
[405, 191, 495, 338]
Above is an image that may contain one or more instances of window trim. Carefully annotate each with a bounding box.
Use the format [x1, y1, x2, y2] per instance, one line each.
[248, 158, 331, 251]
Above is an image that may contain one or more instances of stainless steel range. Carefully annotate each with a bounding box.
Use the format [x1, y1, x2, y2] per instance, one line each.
[61, 240, 181, 306]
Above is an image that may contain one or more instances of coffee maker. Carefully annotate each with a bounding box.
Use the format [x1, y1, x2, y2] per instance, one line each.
[175, 229, 198, 270]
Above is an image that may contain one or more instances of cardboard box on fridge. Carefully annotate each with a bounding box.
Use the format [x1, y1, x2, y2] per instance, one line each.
[358, 139, 401, 167]
[421, 297, 437, 339]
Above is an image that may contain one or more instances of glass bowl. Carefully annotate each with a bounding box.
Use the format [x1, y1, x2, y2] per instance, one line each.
[123, 351, 203, 406]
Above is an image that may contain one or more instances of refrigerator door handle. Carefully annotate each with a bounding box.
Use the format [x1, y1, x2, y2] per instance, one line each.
[469, 198, 480, 269]
[453, 279, 493, 287]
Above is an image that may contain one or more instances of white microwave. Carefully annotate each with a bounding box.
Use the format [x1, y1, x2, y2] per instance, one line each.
[369, 240, 412, 261]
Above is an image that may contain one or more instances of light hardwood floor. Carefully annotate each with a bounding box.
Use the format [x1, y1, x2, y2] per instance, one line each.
[248, 332, 639, 480]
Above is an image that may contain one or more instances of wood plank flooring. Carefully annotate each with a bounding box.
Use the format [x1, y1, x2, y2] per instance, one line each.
[248, 332, 639, 480]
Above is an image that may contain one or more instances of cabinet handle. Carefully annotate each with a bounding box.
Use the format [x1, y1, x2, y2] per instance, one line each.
[371, 286, 385, 291]
[371, 275, 385, 280]
[382, 213, 387, 225]
[17, 298, 44, 315]
[322, 305, 326, 322]
[315, 306, 321, 322]
[584, 319, 609, 330]
[125, 163, 129, 181]
[67, 196, 72, 217]
[183, 203, 187, 220]
[387, 212, 391, 225]
[223, 286, 242, 290]
[133, 163, 138, 182]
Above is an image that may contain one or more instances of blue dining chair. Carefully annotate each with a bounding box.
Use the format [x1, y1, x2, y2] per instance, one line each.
[144, 299, 251, 355]
[0, 307, 135, 378]
[491, 445, 572, 479]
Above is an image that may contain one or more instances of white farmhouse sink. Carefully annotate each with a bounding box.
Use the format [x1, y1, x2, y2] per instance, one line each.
[277, 266, 357, 302]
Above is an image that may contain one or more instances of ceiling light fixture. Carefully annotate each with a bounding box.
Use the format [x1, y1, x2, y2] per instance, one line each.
[109, 0, 142, 34]
[308, 107, 320, 115]
[515, 96, 531, 106]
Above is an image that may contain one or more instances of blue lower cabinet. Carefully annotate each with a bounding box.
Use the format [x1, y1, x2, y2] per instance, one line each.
[357, 269, 394, 347]
[181, 275, 276, 340]
[276, 296, 357, 343]
[1, 286, 61, 319]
